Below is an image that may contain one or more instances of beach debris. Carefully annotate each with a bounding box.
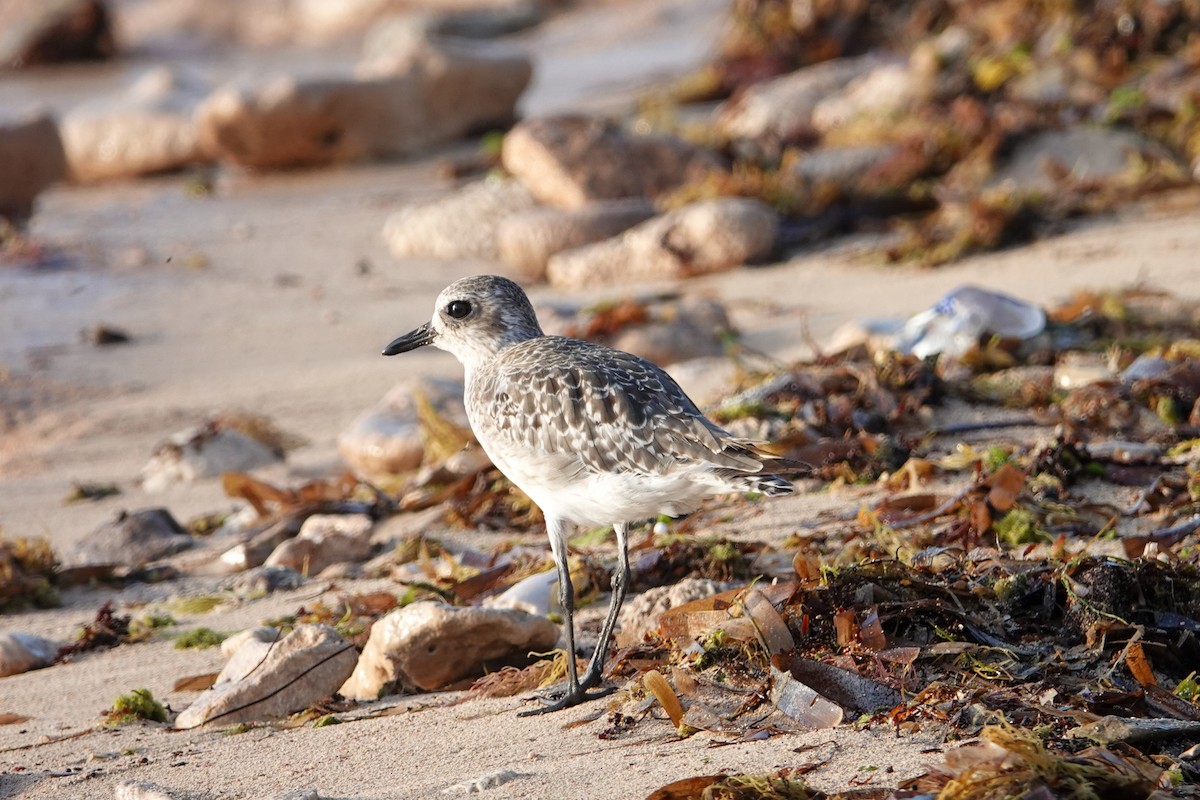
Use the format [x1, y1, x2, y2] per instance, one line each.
[501, 115, 722, 209]
[912, 723, 1163, 799]
[339, 601, 558, 698]
[63, 508, 192, 569]
[263, 513, 374, 578]
[103, 688, 167, 726]
[1, 0, 116, 69]
[546, 198, 778, 290]
[0, 535, 59, 611]
[381, 178, 536, 263]
[175, 624, 356, 729]
[0, 112, 67, 219]
[0, 631, 58, 677]
[890, 285, 1047, 359]
[496, 199, 656, 283]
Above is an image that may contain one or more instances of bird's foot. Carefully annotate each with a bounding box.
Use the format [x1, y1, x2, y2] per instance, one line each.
[516, 684, 616, 716]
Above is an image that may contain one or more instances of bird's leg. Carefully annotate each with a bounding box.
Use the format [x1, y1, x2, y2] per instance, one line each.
[578, 521, 630, 691]
[519, 516, 612, 715]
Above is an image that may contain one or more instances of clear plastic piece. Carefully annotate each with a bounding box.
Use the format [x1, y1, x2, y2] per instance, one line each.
[891, 285, 1047, 358]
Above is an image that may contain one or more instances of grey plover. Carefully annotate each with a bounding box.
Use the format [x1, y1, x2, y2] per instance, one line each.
[383, 275, 795, 714]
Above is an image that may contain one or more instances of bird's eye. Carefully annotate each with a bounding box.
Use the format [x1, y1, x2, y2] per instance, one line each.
[446, 300, 472, 319]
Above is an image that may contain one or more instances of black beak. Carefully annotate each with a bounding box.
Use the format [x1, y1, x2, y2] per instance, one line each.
[382, 322, 436, 356]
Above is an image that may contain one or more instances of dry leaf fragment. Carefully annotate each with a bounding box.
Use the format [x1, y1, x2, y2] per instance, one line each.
[644, 669, 685, 729]
[1124, 641, 1157, 687]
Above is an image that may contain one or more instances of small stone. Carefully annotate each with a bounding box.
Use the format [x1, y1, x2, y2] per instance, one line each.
[254, 790, 321, 800]
[59, 67, 211, 183]
[496, 199, 656, 283]
[0, 632, 58, 677]
[546, 199, 778, 290]
[221, 565, 306, 597]
[989, 127, 1183, 195]
[0, 112, 67, 219]
[175, 624, 356, 729]
[339, 601, 558, 698]
[264, 513, 374, 576]
[338, 377, 467, 479]
[501, 115, 721, 208]
[440, 770, 526, 796]
[114, 781, 177, 800]
[141, 425, 281, 493]
[381, 179, 536, 262]
[65, 508, 191, 569]
[790, 144, 897, 191]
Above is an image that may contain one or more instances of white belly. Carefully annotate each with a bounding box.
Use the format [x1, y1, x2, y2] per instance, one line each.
[484, 442, 713, 527]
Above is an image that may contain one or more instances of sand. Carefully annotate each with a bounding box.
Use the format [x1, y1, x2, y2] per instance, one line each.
[3, 1, 1200, 798]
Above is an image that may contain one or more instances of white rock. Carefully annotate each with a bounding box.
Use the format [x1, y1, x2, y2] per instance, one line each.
[338, 377, 467, 478]
[114, 781, 177, 800]
[60, 67, 212, 183]
[142, 427, 280, 493]
[0, 632, 58, 677]
[263, 513, 374, 576]
[197, 37, 530, 169]
[485, 568, 558, 617]
[381, 178, 536, 262]
[220, 626, 279, 659]
[496, 199, 656, 283]
[339, 601, 558, 697]
[175, 624, 356, 729]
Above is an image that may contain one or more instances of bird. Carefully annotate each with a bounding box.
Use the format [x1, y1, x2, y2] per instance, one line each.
[383, 274, 795, 714]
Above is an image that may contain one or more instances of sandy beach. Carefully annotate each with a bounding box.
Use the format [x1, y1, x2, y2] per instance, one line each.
[4, 1, 1200, 798]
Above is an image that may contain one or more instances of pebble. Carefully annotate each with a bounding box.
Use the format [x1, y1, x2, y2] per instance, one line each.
[263, 513, 374, 577]
[64, 508, 192, 569]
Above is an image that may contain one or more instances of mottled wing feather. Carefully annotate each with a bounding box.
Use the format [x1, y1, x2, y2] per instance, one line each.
[475, 337, 764, 477]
